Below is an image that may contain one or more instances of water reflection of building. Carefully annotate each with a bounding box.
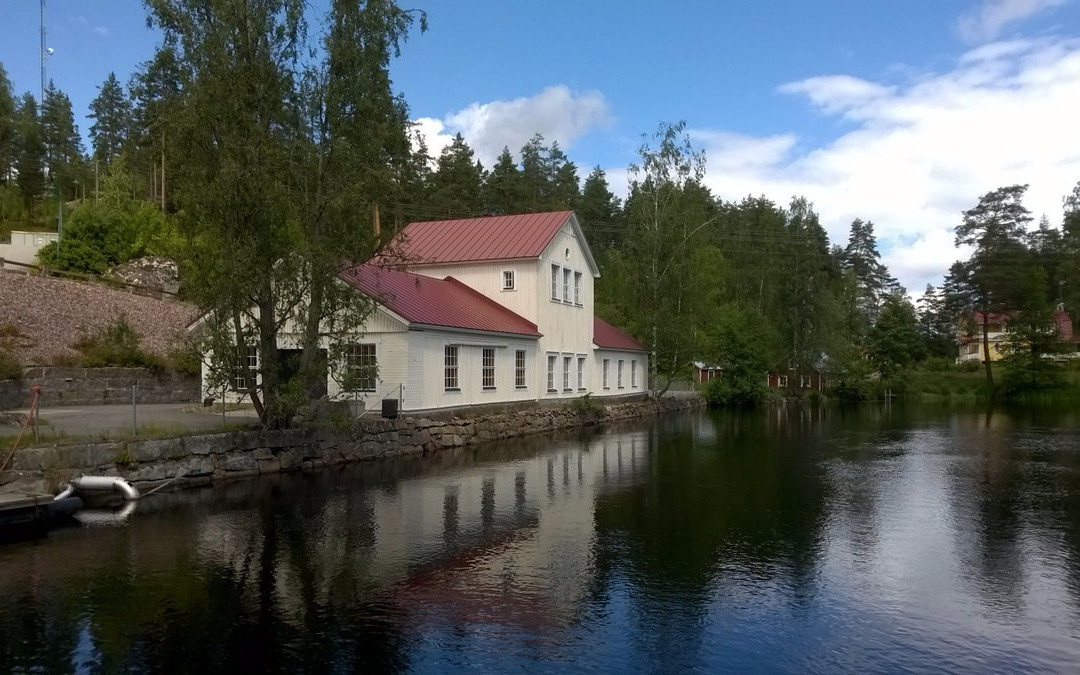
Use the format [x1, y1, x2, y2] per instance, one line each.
[194, 429, 653, 633]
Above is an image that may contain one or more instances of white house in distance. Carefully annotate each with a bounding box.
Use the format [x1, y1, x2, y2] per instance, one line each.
[201, 211, 649, 413]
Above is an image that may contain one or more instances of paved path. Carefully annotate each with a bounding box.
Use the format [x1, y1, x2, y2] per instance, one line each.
[5, 403, 259, 438]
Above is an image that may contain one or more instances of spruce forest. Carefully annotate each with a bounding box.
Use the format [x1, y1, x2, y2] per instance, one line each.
[2, 0, 1080, 415]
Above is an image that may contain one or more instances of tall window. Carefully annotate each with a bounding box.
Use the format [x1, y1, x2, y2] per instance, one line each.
[444, 345, 459, 390]
[233, 346, 259, 392]
[482, 348, 496, 389]
[563, 268, 571, 302]
[577, 356, 585, 390]
[345, 344, 377, 391]
[631, 360, 637, 388]
[515, 350, 526, 388]
[603, 359, 610, 389]
[551, 264, 559, 300]
[503, 270, 515, 290]
[574, 272, 582, 305]
[617, 360, 624, 388]
[547, 354, 557, 391]
[563, 356, 572, 390]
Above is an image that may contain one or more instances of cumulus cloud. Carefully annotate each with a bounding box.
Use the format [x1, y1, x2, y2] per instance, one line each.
[692, 36, 1080, 292]
[414, 85, 612, 166]
[957, 0, 1066, 44]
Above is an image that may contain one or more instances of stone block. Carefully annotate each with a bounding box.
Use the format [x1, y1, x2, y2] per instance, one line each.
[257, 457, 281, 474]
[252, 448, 273, 460]
[219, 453, 258, 473]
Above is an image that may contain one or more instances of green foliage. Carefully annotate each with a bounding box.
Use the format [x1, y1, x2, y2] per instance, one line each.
[567, 393, 603, 415]
[88, 73, 132, 166]
[37, 161, 175, 273]
[73, 315, 164, 371]
[0, 349, 22, 380]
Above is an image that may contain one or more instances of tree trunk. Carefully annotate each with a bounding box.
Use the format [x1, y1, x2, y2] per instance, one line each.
[981, 311, 994, 388]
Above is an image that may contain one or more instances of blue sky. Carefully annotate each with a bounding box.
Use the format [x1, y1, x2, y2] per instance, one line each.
[3, 0, 1080, 292]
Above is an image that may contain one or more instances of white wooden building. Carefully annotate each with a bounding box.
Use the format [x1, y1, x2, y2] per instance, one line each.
[199, 211, 649, 413]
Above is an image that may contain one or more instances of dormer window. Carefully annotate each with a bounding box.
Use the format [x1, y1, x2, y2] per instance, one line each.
[502, 269, 515, 291]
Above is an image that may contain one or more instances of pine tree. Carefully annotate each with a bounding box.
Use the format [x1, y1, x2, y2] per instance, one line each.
[0, 64, 15, 183]
[841, 218, 898, 327]
[578, 166, 621, 249]
[950, 185, 1040, 387]
[518, 133, 548, 211]
[14, 93, 44, 210]
[428, 133, 483, 217]
[482, 147, 520, 215]
[88, 72, 132, 166]
[41, 81, 85, 200]
[546, 141, 579, 210]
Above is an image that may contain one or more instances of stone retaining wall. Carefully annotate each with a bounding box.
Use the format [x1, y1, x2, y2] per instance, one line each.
[1, 396, 704, 493]
[0, 367, 200, 409]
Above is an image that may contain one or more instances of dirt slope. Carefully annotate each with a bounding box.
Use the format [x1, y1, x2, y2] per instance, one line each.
[0, 271, 199, 366]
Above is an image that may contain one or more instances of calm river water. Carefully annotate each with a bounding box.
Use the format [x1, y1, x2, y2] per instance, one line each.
[3, 405, 1080, 673]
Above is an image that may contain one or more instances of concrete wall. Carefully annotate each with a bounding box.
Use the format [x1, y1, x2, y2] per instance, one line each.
[1, 395, 705, 493]
[0, 230, 57, 269]
[0, 367, 200, 409]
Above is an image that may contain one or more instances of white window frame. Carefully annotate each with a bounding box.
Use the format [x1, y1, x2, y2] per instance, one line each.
[502, 269, 515, 291]
[563, 268, 571, 303]
[603, 359, 610, 389]
[515, 350, 527, 389]
[573, 271, 582, 305]
[800, 374, 812, 389]
[345, 343, 377, 392]
[631, 360, 637, 388]
[617, 360, 624, 389]
[482, 348, 496, 389]
[778, 375, 788, 388]
[232, 345, 259, 392]
[577, 356, 585, 390]
[563, 355, 572, 391]
[444, 345, 459, 391]
[547, 354, 557, 392]
[550, 264, 559, 300]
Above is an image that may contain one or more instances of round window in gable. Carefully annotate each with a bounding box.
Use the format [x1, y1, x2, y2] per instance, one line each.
[565, 247, 570, 260]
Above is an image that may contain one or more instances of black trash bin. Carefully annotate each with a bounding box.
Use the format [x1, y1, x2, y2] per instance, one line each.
[381, 398, 399, 419]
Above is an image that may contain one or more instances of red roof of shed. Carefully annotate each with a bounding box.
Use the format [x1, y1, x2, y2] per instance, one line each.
[593, 317, 647, 352]
[341, 263, 541, 337]
[397, 211, 574, 264]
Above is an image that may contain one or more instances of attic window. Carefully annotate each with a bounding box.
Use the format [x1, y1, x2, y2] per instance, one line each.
[502, 270, 515, 291]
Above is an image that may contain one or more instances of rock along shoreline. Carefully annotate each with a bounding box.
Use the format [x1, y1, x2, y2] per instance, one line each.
[2, 395, 705, 495]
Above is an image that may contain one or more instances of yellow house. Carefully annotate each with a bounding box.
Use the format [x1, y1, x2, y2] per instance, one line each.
[956, 311, 1010, 363]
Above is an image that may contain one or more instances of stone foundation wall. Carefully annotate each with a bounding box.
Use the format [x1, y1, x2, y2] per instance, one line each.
[1, 396, 704, 493]
[0, 367, 200, 409]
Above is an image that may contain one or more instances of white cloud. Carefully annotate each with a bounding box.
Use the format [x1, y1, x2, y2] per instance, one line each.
[692, 37, 1080, 293]
[777, 76, 895, 119]
[957, 0, 1066, 44]
[413, 85, 612, 166]
[93, 25, 110, 38]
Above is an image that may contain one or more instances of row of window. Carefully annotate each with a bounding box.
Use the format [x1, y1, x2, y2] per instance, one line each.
[550, 264, 583, 305]
[601, 358, 637, 390]
[774, 375, 814, 388]
[445, 345, 528, 391]
[546, 354, 588, 392]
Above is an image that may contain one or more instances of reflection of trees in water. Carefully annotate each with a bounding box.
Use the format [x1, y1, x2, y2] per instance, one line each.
[588, 409, 830, 670]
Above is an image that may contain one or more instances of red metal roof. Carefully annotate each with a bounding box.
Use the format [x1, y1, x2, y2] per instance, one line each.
[340, 263, 541, 337]
[397, 211, 574, 264]
[593, 317, 647, 352]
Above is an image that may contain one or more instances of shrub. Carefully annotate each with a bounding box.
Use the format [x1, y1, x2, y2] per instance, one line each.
[568, 393, 603, 415]
[703, 375, 767, 407]
[73, 315, 165, 371]
[0, 349, 23, 380]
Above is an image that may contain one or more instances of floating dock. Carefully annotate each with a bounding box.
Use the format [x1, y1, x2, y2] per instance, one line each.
[0, 491, 82, 537]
